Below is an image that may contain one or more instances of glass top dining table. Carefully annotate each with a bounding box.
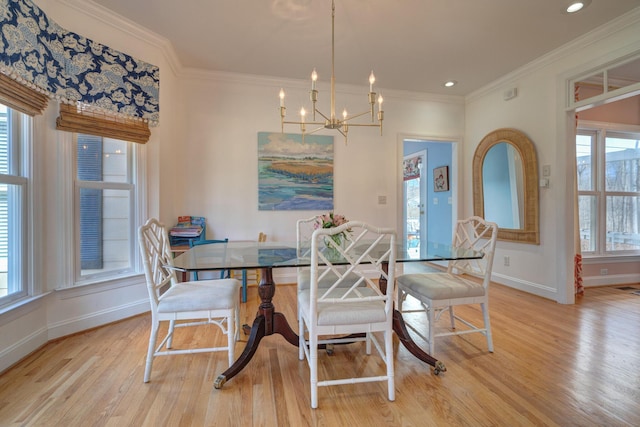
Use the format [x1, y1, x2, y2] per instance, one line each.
[172, 240, 483, 389]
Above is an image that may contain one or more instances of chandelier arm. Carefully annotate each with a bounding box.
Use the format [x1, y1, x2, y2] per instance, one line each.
[343, 109, 374, 122]
[342, 123, 382, 128]
[314, 109, 330, 122]
[305, 125, 327, 136]
[282, 120, 325, 126]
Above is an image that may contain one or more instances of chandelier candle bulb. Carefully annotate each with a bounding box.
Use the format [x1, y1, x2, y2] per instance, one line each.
[279, 89, 285, 107]
[311, 69, 317, 90]
[369, 71, 375, 92]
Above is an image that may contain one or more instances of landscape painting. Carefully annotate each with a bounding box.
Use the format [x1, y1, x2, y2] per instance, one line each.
[258, 132, 334, 210]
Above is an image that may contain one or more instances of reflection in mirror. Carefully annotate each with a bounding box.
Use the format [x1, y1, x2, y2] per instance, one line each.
[482, 142, 524, 229]
[473, 128, 539, 244]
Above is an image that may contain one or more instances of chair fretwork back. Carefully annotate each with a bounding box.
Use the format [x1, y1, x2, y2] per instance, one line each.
[311, 221, 396, 310]
[448, 216, 498, 286]
[138, 219, 177, 305]
[297, 216, 317, 259]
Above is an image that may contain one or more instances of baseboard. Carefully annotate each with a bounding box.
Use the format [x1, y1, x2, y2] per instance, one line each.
[0, 325, 48, 374]
[47, 298, 150, 340]
[583, 273, 640, 287]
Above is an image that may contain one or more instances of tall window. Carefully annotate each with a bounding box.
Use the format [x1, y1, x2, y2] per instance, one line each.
[75, 134, 136, 282]
[577, 127, 640, 255]
[0, 104, 28, 304]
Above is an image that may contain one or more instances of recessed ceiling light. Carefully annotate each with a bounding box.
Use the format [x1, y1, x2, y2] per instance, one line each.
[444, 80, 457, 88]
[565, 0, 592, 14]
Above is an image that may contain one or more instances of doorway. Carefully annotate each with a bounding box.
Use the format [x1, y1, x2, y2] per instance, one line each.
[402, 138, 456, 257]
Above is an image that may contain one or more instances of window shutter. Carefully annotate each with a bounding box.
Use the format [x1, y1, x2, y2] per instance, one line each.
[57, 103, 150, 144]
[0, 73, 48, 116]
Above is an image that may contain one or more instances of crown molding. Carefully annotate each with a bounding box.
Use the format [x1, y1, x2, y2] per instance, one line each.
[56, 0, 183, 76]
[180, 68, 465, 105]
[466, 6, 640, 103]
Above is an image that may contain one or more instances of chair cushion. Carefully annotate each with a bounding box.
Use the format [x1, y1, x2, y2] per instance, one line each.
[397, 273, 485, 301]
[298, 288, 387, 325]
[157, 279, 240, 313]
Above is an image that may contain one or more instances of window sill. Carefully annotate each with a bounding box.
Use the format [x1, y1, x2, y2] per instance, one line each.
[0, 293, 51, 325]
[55, 273, 145, 300]
[582, 254, 640, 264]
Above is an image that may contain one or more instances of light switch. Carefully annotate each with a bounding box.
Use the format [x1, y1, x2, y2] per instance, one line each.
[433, 198, 438, 205]
[542, 165, 551, 177]
[378, 195, 387, 205]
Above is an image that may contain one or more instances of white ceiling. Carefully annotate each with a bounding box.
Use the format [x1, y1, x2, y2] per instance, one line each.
[90, 0, 640, 96]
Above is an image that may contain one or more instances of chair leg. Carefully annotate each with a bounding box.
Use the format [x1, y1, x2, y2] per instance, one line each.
[449, 306, 456, 329]
[310, 331, 319, 409]
[167, 319, 176, 349]
[481, 302, 494, 352]
[227, 310, 236, 367]
[385, 329, 395, 401]
[298, 312, 305, 361]
[144, 321, 160, 383]
[427, 306, 436, 356]
[241, 270, 247, 303]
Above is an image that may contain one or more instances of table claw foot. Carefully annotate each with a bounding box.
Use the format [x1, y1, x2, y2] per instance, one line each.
[214, 374, 227, 389]
[433, 360, 447, 375]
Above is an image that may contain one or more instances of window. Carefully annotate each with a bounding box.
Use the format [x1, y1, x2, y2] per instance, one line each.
[75, 134, 137, 282]
[0, 103, 29, 304]
[577, 127, 640, 255]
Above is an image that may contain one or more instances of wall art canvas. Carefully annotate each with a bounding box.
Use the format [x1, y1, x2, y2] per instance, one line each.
[258, 132, 334, 210]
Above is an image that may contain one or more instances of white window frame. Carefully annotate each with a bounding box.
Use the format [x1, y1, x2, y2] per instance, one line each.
[577, 120, 640, 257]
[0, 106, 30, 307]
[69, 134, 146, 287]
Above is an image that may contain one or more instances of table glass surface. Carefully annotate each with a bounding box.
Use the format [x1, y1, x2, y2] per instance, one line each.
[171, 240, 482, 272]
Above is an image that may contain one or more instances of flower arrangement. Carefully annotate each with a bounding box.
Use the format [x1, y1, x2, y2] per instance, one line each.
[314, 212, 349, 230]
[315, 212, 350, 258]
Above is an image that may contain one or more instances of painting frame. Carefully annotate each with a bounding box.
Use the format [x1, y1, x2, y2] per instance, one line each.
[258, 132, 334, 211]
[433, 165, 449, 192]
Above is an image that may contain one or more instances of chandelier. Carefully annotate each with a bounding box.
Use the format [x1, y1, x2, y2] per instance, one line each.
[278, 0, 384, 144]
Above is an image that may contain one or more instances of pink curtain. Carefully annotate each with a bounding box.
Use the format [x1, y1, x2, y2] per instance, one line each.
[574, 84, 584, 295]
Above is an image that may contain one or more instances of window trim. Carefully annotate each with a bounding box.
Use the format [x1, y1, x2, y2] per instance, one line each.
[577, 120, 640, 258]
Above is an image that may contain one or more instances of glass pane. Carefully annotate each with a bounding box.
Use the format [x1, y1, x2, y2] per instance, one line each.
[77, 135, 129, 183]
[576, 134, 594, 191]
[79, 187, 131, 277]
[578, 195, 596, 252]
[606, 196, 640, 251]
[574, 72, 604, 102]
[605, 135, 640, 192]
[607, 57, 640, 93]
[405, 178, 420, 259]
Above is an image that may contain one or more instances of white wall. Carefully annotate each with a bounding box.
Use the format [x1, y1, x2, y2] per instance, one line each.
[176, 72, 465, 243]
[464, 9, 640, 303]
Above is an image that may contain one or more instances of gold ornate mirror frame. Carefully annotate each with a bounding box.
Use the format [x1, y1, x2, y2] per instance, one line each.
[473, 128, 540, 244]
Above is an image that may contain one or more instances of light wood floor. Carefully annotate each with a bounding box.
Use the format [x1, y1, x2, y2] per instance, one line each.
[1, 281, 640, 426]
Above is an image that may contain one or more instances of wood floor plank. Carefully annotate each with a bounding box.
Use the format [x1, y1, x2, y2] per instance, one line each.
[1, 282, 640, 426]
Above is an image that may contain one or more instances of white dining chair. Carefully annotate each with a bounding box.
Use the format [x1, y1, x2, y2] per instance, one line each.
[138, 218, 240, 383]
[397, 216, 498, 355]
[297, 221, 397, 408]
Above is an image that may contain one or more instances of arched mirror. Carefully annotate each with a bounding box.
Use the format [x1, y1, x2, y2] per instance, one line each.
[473, 128, 539, 244]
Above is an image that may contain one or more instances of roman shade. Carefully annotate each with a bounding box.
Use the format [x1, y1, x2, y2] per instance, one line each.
[0, 72, 48, 116]
[56, 103, 151, 144]
[0, 0, 160, 125]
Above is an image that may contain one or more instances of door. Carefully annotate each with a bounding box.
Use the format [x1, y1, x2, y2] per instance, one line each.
[403, 151, 426, 259]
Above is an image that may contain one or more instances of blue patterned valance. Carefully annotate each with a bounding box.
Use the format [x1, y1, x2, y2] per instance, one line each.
[0, 0, 159, 124]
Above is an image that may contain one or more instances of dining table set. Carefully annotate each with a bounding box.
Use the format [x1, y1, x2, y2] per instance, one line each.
[171, 239, 482, 389]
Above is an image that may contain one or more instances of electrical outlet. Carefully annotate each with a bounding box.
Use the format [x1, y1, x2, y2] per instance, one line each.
[504, 256, 510, 267]
[600, 268, 608, 275]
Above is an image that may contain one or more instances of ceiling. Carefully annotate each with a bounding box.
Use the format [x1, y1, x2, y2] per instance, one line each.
[90, 0, 640, 96]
